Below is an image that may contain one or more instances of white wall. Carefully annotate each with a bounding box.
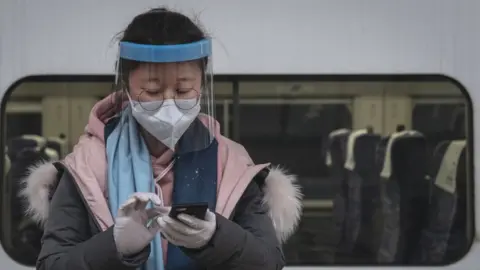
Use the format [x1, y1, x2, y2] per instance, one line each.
[1, 0, 479, 269]
[0, 0, 478, 77]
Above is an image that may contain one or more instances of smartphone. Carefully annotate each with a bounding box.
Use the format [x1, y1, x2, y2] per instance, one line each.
[169, 202, 208, 221]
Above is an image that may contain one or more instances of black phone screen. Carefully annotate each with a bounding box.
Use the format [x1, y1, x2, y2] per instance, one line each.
[169, 202, 208, 220]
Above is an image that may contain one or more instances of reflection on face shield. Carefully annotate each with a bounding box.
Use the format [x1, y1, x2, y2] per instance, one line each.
[129, 87, 201, 111]
[117, 39, 214, 153]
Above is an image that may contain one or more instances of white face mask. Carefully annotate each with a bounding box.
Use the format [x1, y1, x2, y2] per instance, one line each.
[128, 97, 201, 150]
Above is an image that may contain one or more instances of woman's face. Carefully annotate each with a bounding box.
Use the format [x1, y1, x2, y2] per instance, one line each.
[128, 61, 202, 102]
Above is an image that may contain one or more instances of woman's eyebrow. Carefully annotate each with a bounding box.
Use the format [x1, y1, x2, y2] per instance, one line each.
[177, 77, 195, 82]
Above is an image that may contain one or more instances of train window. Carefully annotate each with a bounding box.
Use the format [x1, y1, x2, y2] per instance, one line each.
[412, 100, 466, 138]
[412, 99, 466, 158]
[5, 102, 43, 141]
[237, 79, 473, 266]
[0, 77, 473, 267]
[238, 101, 352, 198]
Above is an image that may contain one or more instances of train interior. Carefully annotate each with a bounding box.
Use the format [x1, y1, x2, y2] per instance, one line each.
[1, 77, 473, 266]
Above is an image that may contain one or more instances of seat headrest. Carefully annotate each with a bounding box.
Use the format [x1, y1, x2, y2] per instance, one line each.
[44, 147, 60, 161]
[329, 128, 350, 139]
[8, 135, 47, 160]
[326, 129, 350, 166]
[434, 140, 466, 194]
[46, 136, 67, 157]
[344, 129, 368, 170]
[380, 130, 423, 178]
[21, 135, 47, 146]
[433, 140, 452, 158]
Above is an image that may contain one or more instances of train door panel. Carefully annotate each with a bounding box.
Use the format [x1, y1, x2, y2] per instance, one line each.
[384, 95, 412, 134]
[41, 97, 69, 139]
[352, 95, 383, 134]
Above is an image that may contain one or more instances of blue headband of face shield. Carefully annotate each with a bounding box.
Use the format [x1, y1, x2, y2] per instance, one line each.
[119, 38, 212, 62]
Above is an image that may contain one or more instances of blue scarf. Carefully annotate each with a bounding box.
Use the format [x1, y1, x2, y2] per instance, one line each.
[106, 107, 217, 270]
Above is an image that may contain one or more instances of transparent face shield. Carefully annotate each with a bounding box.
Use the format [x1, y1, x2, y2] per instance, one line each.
[115, 39, 215, 154]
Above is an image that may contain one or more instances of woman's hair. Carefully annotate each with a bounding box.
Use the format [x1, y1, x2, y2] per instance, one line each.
[112, 7, 208, 107]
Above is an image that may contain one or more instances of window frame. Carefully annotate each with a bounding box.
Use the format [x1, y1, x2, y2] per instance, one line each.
[0, 74, 475, 267]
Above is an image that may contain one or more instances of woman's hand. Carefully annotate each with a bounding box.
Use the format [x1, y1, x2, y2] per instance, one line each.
[157, 209, 217, 249]
[113, 192, 169, 256]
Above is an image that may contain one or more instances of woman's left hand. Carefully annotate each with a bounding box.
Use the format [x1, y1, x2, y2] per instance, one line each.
[157, 209, 216, 249]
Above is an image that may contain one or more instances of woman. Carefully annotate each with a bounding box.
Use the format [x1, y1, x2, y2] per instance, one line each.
[21, 7, 302, 270]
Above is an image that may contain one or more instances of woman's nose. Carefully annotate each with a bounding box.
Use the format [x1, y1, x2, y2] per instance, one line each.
[162, 89, 176, 99]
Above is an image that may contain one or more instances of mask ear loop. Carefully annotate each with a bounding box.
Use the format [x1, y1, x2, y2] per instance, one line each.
[125, 91, 133, 104]
[125, 92, 141, 113]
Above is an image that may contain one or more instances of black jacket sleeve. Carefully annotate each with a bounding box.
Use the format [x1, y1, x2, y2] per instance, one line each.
[182, 179, 286, 270]
[36, 171, 150, 270]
